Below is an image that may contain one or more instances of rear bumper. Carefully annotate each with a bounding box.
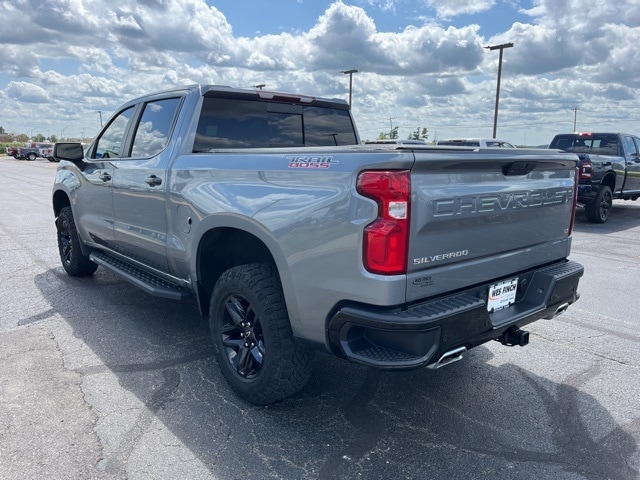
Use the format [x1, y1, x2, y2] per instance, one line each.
[577, 182, 599, 205]
[327, 260, 583, 369]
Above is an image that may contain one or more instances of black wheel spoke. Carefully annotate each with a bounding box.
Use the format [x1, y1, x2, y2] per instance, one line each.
[221, 322, 238, 335]
[222, 337, 243, 348]
[250, 342, 264, 364]
[225, 296, 246, 326]
[236, 345, 253, 377]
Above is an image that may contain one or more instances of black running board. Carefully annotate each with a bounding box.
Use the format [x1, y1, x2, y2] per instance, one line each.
[90, 251, 191, 300]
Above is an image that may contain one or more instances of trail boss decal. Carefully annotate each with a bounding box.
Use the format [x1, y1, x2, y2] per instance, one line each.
[287, 155, 338, 169]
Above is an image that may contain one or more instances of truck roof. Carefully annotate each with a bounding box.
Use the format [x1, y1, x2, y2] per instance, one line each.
[122, 84, 350, 110]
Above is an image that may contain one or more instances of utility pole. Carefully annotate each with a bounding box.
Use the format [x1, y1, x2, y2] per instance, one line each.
[340, 69, 358, 108]
[254, 84, 266, 90]
[485, 42, 513, 138]
[573, 106, 579, 131]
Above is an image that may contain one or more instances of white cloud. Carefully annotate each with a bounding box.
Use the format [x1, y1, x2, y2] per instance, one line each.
[425, 0, 495, 19]
[304, 3, 484, 74]
[6, 82, 50, 103]
[0, 0, 639, 145]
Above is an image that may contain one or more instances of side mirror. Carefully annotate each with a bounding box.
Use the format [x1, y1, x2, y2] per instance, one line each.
[53, 142, 84, 162]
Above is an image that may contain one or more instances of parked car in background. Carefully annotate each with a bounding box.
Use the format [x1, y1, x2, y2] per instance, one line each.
[364, 139, 427, 145]
[39, 144, 54, 160]
[437, 138, 516, 148]
[548, 132, 640, 223]
[11, 142, 54, 161]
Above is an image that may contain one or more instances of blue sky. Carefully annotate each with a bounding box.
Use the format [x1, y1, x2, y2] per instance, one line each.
[212, 0, 530, 38]
[1, 0, 640, 145]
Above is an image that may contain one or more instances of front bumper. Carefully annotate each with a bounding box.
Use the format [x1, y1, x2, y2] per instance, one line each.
[327, 260, 583, 369]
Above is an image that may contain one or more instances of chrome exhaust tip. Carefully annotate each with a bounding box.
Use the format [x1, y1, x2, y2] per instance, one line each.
[544, 302, 570, 319]
[427, 346, 466, 369]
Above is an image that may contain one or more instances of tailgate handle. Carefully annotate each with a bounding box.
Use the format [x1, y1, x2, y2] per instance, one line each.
[502, 161, 537, 176]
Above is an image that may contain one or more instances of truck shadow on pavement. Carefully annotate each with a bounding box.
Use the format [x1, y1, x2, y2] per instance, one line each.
[31, 267, 639, 480]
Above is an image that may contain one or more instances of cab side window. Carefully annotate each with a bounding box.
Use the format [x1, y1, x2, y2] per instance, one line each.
[623, 136, 638, 157]
[131, 97, 182, 158]
[93, 107, 135, 159]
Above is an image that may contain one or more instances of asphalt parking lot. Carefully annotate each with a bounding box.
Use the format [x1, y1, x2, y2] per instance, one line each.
[1, 156, 639, 480]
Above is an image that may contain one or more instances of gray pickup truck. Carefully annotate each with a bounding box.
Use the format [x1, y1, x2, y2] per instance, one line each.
[52, 85, 583, 404]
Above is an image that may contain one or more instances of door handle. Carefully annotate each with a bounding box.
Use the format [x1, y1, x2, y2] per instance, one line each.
[99, 172, 111, 182]
[144, 175, 162, 186]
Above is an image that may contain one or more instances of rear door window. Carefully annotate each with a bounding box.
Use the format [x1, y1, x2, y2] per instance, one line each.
[131, 97, 182, 158]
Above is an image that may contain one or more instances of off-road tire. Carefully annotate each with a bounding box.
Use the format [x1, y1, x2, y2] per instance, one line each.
[209, 263, 313, 405]
[27, 152, 37, 161]
[585, 185, 612, 224]
[56, 206, 99, 276]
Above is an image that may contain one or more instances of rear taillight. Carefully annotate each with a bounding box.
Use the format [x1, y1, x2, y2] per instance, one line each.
[356, 170, 410, 275]
[579, 160, 593, 179]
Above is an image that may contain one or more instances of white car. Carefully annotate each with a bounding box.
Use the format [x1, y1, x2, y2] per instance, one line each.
[364, 139, 427, 145]
[436, 138, 516, 148]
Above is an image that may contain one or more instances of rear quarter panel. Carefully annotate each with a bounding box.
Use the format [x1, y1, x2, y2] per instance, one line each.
[166, 148, 415, 345]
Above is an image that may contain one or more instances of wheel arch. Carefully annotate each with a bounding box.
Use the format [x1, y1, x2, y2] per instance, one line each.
[52, 189, 72, 218]
[601, 171, 616, 192]
[195, 225, 291, 321]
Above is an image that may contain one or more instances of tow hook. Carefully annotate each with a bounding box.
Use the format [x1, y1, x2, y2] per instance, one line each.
[498, 327, 530, 347]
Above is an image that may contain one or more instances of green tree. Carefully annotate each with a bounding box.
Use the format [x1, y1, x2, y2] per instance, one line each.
[50, 134, 58, 143]
[16, 133, 28, 142]
[35, 133, 46, 142]
[408, 127, 429, 141]
[0, 126, 5, 134]
[377, 126, 398, 140]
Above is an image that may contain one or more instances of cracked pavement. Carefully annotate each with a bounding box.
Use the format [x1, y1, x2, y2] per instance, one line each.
[1, 157, 639, 480]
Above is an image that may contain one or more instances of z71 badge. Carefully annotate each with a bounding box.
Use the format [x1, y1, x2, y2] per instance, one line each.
[287, 155, 338, 169]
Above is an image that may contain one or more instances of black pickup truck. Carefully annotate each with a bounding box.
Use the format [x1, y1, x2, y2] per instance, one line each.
[549, 132, 640, 223]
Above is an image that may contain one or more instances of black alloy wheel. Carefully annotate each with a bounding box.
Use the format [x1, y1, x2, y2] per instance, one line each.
[585, 185, 613, 223]
[220, 292, 265, 379]
[209, 263, 313, 405]
[56, 206, 99, 276]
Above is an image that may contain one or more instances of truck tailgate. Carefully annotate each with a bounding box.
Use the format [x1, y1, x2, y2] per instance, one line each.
[407, 150, 577, 302]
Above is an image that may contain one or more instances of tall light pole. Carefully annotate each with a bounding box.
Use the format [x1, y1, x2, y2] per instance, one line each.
[485, 42, 513, 138]
[340, 69, 358, 108]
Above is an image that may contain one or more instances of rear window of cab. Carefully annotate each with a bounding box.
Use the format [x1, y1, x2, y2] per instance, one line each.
[194, 97, 358, 150]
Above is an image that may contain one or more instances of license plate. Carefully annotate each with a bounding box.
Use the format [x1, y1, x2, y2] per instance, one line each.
[487, 277, 518, 312]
